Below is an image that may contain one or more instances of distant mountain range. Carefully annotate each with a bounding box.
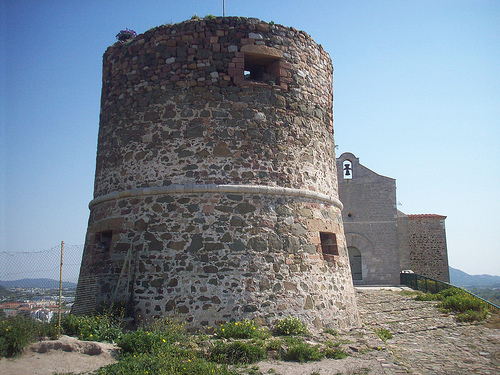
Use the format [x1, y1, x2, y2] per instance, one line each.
[0, 278, 77, 289]
[449, 267, 500, 287]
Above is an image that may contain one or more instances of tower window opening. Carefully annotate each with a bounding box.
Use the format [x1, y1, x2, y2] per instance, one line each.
[94, 231, 113, 253]
[320, 232, 339, 261]
[243, 54, 281, 84]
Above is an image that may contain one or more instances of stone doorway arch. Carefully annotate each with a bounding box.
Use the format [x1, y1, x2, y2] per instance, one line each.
[345, 233, 373, 283]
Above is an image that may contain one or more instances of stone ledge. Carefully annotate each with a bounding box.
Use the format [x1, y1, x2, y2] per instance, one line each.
[89, 184, 343, 210]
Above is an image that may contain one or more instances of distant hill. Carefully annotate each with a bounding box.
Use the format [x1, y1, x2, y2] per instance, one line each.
[450, 267, 500, 287]
[0, 278, 77, 289]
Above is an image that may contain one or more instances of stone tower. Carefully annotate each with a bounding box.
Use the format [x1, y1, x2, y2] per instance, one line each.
[74, 17, 359, 330]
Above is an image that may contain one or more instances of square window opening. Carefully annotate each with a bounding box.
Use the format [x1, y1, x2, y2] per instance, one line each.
[94, 231, 113, 253]
[320, 232, 339, 260]
[244, 54, 281, 85]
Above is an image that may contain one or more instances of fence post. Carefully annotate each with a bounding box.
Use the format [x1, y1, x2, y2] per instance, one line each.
[58, 241, 64, 338]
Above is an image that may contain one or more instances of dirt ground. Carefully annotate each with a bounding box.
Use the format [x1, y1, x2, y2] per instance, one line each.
[0, 335, 119, 375]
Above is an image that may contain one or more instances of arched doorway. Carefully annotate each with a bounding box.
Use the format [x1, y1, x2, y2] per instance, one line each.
[348, 246, 362, 280]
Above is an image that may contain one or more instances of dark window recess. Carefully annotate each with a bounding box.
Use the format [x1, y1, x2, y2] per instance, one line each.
[320, 232, 339, 260]
[244, 54, 281, 84]
[94, 231, 113, 253]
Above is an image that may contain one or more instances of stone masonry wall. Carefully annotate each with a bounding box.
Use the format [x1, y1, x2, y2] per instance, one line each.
[336, 153, 401, 285]
[408, 215, 450, 282]
[74, 17, 360, 330]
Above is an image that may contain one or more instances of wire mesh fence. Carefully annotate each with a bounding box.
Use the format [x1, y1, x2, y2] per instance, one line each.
[0, 243, 83, 322]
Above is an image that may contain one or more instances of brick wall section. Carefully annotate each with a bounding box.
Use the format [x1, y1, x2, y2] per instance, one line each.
[74, 17, 360, 331]
[408, 215, 450, 282]
[336, 153, 402, 285]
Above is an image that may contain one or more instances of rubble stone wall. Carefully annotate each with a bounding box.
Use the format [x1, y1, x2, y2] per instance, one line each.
[408, 215, 450, 282]
[74, 17, 360, 330]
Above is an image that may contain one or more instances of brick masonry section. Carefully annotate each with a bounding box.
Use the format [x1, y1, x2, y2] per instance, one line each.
[73, 17, 360, 331]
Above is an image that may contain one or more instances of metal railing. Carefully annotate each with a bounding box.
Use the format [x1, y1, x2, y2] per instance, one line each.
[400, 272, 500, 312]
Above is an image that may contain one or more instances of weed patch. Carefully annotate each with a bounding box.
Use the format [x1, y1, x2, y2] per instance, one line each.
[215, 319, 269, 340]
[274, 316, 308, 336]
[283, 341, 324, 362]
[0, 315, 58, 357]
[95, 352, 236, 375]
[61, 314, 122, 342]
[374, 328, 392, 342]
[210, 340, 266, 365]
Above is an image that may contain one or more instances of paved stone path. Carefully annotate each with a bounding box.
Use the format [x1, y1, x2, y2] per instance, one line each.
[356, 287, 500, 374]
[256, 287, 500, 374]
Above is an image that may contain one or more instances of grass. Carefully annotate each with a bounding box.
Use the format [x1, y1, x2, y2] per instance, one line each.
[282, 340, 324, 363]
[374, 328, 392, 342]
[210, 341, 267, 365]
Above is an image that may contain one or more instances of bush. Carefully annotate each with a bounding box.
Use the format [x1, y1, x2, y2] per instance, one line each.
[283, 341, 324, 363]
[61, 314, 122, 342]
[209, 341, 266, 365]
[215, 320, 269, 340]
[274, 316, 308, 336]
[414, 287, 489, 322]
[438, 292, 488, 313]
[0, 315, 58, 357]
[456, 309, 489, 323]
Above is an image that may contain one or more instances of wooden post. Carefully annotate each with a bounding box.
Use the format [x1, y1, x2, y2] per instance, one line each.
[58, 241, 64, 337]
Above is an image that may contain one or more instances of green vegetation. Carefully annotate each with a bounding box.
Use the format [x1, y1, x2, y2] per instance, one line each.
[215, 319, 270, 340]
[374, 328, 392, 342]
[467, 287, 500, 307]
[95, 352, 236, 375]
[282, 340, 324, 363]
[0, 315, 58, 357]
[61, 314, 122, 342]
[323, 340, 349, 359]
[323, 328, 339, 336]
[415, 287, 490, 322]
[274, 316, 308, 336]
[205, 14, 216, 21]
[0, 313, 352, 372]
[210, 341, 267, 364]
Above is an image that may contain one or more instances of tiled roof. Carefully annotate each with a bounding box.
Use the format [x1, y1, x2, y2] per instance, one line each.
[408, 214, 447, 219]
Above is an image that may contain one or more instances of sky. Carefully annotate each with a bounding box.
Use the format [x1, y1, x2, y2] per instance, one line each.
[1, 0, 499, 277]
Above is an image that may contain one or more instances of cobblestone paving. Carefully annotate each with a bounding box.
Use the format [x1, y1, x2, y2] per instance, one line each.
[255, 287, 500, 375]
[355, 287, 500, 374]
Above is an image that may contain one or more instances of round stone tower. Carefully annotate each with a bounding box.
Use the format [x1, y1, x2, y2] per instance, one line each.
[74, 17, 360, 330]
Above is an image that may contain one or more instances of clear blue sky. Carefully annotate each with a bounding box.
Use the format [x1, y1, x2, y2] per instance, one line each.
[1, 1, 499, 276]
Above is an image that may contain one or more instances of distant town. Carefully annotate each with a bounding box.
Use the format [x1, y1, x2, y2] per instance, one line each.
[0, 280, 76, 322]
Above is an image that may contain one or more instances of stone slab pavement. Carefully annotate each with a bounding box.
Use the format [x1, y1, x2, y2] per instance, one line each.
[253, 287, 500, 374]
